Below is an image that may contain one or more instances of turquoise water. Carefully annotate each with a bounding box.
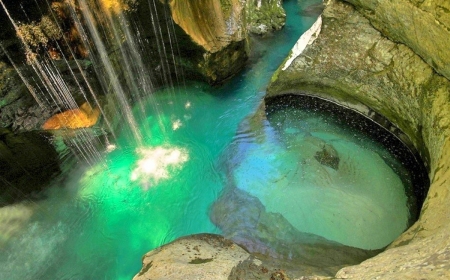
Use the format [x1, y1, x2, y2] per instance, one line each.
[0, 0, 416, 278]
[227, 104, 411, 250]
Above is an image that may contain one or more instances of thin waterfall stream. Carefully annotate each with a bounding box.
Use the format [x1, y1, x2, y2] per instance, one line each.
[0, 0, 428, 279]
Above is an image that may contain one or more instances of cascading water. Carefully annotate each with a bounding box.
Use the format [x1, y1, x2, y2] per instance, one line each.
[0, 0, 428, 279]
[0, 0, 183, 159]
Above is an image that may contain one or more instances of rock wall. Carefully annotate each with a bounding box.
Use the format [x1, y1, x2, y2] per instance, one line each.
[0, 128, 60, 205]
[245, 0, 286, 35]
[268, 0, 450, 278]
[345, 0, 450, 81]
[167, 0, 248, 84]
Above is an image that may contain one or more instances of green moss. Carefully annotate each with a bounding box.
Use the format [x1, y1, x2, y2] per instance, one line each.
[220, 0, 232, 19]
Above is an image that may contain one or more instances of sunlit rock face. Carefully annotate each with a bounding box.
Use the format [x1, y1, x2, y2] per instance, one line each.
[268, 0, 450, 278]
[169, 0, 244, 53]
[167, 0, 248, 84]
[42, 102, 100, 130]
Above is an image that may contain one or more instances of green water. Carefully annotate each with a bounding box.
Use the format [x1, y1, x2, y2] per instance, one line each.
[0, 0, 415, 279]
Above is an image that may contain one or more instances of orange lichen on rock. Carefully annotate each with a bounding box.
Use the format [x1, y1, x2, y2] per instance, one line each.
[42, 102, 100, 130]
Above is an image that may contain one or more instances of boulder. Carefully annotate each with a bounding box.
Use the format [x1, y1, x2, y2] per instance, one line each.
[314, 143, 339, 170]
[133, 232, 350, 280]
[133, 234, 250, 280]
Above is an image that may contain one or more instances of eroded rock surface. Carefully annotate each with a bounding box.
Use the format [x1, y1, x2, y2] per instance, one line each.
[133, 234, 249, 280]
[211, 187, 378, 277]
[168, 0, 248, 84]
[133, 232, 355, 280]
[269, 0, 450, 278]
[345, 0, 450, 81]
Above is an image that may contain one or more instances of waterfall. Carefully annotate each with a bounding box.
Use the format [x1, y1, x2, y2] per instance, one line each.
[0, 0, 183, 163]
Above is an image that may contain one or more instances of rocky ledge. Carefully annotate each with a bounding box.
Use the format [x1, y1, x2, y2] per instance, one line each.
[133, 233, 334, 280]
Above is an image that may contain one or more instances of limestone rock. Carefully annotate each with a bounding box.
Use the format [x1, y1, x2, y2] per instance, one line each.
[0, 58, 103, 132]
[269, 0, 433, 160]
[133, 232, 346, 280]
[133, 234, 250, 280]
[268, 0, 450, 278]
[343, 0, 450, 81]
[245, 0, 286, 35]
[167, 0, 248, 84]
[0, 61, 50, 131]
[210, 187, 379, 277]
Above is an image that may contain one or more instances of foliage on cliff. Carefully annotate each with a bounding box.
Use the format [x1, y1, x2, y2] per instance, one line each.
[245, 0, 286, 35]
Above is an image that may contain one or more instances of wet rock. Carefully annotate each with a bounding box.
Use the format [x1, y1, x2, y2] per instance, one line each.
[0, 128, 60, 205]
[1, 59, 102, 131]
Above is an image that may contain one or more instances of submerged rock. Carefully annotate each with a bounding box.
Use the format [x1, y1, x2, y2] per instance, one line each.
[210, 187, 379, 277]
[314, 143, 339, 170]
